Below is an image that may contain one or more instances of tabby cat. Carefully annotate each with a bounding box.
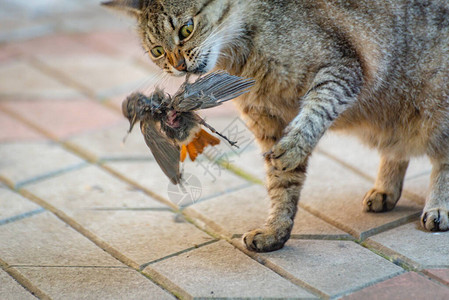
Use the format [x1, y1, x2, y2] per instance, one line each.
[104, 0, 449, 252]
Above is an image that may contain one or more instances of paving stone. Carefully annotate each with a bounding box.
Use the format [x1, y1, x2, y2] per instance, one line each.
[228, 145, 266, 181]
[0, 60, 82, 100]
[66, 121, 152, 161]
[403, 173, 430, 203]
[366, 221, 449, 269]
[71, 210, 214, 266]
[104, 159, 251, 207]
[0, 141, 85, 187]
[0, 17, 53, 43]
[59, 7, 135, 33]
[23, 165, 166, 211]
[36, 54, 153, 98]
[186, 185, 350, 239]
[147, 240, 316, 299]
[0, 111, 45, 142]
[0, 212, 121, 267]
[14, 267, 174, 300]
[0, 187, 41, 222]
[11, 33, 98, 58]
[342, 272, 449, 300]
[76, 30, 146, 58]
[0, 99, 122, 139]
[0, 269, 35, 300]
[260, 239, 403, 298]
[424, 269, 449, 285]
[318, 133, 433, 182]
[300, 154, 422, 240]
[201, 115, 257, 158]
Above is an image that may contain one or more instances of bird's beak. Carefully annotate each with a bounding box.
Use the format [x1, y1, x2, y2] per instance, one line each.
[128, 114, 138, 133]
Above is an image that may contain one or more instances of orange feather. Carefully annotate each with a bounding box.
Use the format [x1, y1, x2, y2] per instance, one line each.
[180, 129, 220, 162]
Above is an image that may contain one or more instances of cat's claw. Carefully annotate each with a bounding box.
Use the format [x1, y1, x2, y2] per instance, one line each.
[421, 208, 449, 232]
[243, 228, 287, 252]
[267, 138, 308, 171]
[363, 188, 399, 212]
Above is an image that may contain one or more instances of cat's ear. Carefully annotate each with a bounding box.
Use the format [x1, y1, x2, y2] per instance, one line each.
[101, 0, 143, 17]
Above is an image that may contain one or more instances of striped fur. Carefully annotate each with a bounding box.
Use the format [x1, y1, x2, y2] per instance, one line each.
[106, 0, 449, 252]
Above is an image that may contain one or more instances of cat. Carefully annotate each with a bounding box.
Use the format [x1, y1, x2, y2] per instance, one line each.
[103, 0, 449, 252]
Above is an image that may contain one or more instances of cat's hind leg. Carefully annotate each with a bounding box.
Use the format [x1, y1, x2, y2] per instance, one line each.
[363, 156, 409, 212]
[421, 159, 449, 231]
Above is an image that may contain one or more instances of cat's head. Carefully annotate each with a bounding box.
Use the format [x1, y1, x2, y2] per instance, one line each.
[103, 0, 243, 76]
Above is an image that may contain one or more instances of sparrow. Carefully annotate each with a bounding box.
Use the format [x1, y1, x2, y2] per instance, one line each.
[122, 71, 255, 184]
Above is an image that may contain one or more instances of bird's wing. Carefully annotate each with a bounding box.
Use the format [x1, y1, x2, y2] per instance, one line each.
[174, 71, 255, 111]
[140, 120, 182, 185]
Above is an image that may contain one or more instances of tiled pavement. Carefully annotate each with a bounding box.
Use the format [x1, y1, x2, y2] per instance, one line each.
[0, 1, 448, 300]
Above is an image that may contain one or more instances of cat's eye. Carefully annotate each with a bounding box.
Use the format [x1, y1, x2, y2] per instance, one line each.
[150, 46, 165, 58]
[179, 19, 194, 40]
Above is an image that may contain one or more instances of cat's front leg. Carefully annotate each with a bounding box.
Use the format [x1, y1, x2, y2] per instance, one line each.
[243, 161, 308, 252]
[267, 63, 363, 171]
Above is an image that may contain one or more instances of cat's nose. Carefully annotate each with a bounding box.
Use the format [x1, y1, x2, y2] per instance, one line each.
[174, 58, 186, 71]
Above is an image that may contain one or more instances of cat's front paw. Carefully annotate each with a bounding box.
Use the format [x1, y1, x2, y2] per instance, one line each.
[266, 137, 308, 171]
[243, 228, 287, 252]
[421, 208, 449, 232]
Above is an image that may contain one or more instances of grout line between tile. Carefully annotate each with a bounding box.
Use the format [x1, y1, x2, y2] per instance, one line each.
[0, 208, 46, 226]
[15, 162, 89, 189]
[139, 240, 219, 270]
[180, 183, 253, 209]
[0, 257, 51, 300]
[316, 148, 426, 205]
[12, 188, 185, 299]
[331, 269, 406, 300]
[421, 270, 449, 287]
[9, 265, 129, 269]
[361, 239, 421, 271]
[28, 57, 96, 100]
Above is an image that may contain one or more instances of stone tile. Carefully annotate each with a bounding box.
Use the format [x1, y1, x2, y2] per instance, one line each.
[72, 210, 214, 266]
[0, 187, 41, 222]
[147, 240, 315, 299]
[342, 272, 449, 300]
[0, 99, 122, 139]
[260, 239, 403, 298]
[23, 165, 167, 211]
[228, 145, 266, 181]
[0, 269, 35, 300]
[366, 221, 449, 269]
[185, 185, 350, 239]
[424, 269, 449, 285]
[318, 132, 433, 181]
[104, 159, 251, 207]
[11, 33, 97, 58]
[76, 30, 145, 58]
[0, 212, 121, 267]
[0, 60, 82, 100]
[59, 7, 135, 33]
[202, 115, 256, 157]
[66, 120, 153, 161]
[0, 18, 53, 43]
[0, 141, 85, 187]
[0, 44, 20, 63]
[300, 154, 422, 240]
[403, 173, 430, 203]
[14, 267, 174, 300]
[36, 54, 153, 98]
[0, 111, 45, 142]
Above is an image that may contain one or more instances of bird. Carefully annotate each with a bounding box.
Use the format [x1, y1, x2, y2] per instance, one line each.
[122, 71, 255, 184]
